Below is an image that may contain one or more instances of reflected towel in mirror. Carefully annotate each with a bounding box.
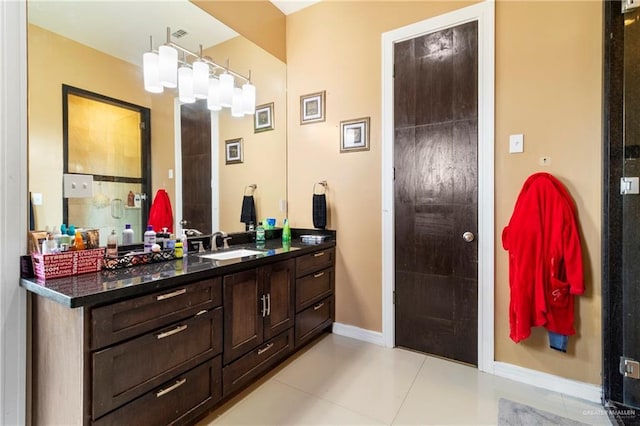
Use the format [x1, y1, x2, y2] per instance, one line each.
[148, 189, 174, 233]
[241, 195, 256, 229]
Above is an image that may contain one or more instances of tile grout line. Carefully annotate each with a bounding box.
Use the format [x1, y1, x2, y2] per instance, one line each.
[389, 355, 428, 425]
[272, 376, 392, 425]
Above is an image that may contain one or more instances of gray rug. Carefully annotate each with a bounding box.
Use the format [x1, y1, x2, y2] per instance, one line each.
[498, 398, 589, 426]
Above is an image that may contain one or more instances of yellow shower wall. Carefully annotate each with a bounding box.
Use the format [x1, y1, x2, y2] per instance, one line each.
[67, 95, 141, 178]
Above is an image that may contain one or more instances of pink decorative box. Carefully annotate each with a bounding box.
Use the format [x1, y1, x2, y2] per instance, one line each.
[31, 248, 105, 280]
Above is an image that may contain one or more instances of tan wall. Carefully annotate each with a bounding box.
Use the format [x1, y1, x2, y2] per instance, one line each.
[494, 1, 602, 384]
[286, 0, 602, 385]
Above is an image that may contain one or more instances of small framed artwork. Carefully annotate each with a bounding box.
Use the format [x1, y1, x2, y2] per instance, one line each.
[300, 91, 326, 124]
[254, 102, 274, 133]
[225, 138, 243, 164]
[340, 117, 370, 153]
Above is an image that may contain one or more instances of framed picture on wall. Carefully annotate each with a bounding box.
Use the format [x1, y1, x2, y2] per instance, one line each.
[340, 117, 370, 153]
[300, 91, 326, 124]
[254, 102, 274, 133]
[225, 138, 243, 164]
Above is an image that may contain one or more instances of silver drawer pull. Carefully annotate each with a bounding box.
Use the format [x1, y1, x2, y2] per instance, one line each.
[156, 378, 186, 398]
[313, 272, 325, 278]
[257, 343, 274, 355]
[313, 252, 325, 257]
[156, 324, 187, 339]
[313, 302, 325, 311]
[156, 288, 186, 301]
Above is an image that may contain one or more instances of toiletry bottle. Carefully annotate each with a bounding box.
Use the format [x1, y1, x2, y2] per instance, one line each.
[42, 233, 57, 254]
[143, 225, 156, 253]
[282, 218, 291, 243]
[174, 242, 183, 258]
[107, 230, 118, 258]
[122, 224, 134, 245]
[180, 231, 189, 255]
[256, 222, 265, 248]
[52, 226, 62, 248]
[74, 230, 85, 250]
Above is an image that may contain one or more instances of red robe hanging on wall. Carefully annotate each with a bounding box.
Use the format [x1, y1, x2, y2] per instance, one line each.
[502, 172, 584, 343]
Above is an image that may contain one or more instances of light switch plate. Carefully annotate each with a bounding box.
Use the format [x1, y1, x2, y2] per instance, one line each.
[63, 174, 93, 198]
[509, 134, 524, 153]
[32, 192, 43, 205]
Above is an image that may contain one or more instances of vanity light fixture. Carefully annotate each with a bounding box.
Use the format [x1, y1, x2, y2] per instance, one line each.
[143, 27, 256, 116]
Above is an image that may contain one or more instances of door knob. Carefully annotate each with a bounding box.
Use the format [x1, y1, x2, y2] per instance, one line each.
[462, 231, 475, 242]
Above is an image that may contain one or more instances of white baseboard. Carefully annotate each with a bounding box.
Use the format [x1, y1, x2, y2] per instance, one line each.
[493, 361, 602, 403]
[332, 322, 385, 346]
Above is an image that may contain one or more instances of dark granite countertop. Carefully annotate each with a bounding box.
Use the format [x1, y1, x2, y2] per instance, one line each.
[20, 233, 336, 309]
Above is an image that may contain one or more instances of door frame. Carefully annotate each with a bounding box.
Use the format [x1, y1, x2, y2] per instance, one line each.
[381, 0, 495, 373]
[173, 99, 220, 235]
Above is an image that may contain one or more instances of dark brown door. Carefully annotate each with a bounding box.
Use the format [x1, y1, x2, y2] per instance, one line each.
[223, 269, 263, 364]
[180, 99, 212, 234]
[394, 21, 479, 365]
[262, 259, 295, 340]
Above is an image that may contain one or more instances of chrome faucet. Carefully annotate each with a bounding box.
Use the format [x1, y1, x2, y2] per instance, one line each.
[211, 231, 230, 251]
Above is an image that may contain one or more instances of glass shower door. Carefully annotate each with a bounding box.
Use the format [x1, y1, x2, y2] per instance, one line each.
[622, 3, 640, 410]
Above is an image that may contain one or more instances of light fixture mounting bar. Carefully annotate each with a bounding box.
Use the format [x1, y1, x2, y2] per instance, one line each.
[162, 27, 251, 83]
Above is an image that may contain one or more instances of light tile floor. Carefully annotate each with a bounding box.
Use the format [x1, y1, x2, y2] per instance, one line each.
[197, 333, 612, 425]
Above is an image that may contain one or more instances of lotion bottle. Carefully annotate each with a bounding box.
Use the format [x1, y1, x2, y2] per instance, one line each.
[143, 225, 156, 253]
[107, 230, 118, 258]
[122, 224, 134, 245]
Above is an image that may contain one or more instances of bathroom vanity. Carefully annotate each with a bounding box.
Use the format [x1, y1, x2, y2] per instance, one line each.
[21, 231, 335, 425]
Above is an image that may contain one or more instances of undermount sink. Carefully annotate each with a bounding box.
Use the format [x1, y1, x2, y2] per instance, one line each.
[198, 249, 263, 261]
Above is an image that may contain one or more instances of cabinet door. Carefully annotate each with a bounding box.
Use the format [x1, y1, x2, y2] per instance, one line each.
[223, 268, 263, 364]
[262, 259, 295, 341]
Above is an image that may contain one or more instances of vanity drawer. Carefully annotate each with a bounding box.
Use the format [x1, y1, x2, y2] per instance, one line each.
[295, 247, 335, 277]
[295, 296, 334, 347]
[91, 277, 222, 350]
[295, 267, 334, 312]
[92, 307, 223, 419]
[222, 329, 293, 397]
[93, 356, 222, 426]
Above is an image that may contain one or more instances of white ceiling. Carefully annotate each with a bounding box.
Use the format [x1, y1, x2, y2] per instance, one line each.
[28, 0, 319, 67]
[271, 0, 320, 15]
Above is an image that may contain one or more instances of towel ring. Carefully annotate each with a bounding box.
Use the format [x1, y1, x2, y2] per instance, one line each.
[244, 184, 257, 196]
[313, 181, 327, 195]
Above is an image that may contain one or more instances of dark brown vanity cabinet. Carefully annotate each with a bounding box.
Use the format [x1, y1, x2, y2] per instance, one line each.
[294, 248, 335, 347]
[222, 259, 295, 395]
[31, 277, 224, 426]
[28, 241, 336, 425]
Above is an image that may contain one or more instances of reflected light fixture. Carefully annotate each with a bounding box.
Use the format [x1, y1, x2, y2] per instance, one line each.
[178, 61, 195, 104]
[207, 78, 222, 111]
[142, 27, 256, 116]
[231, 87, 244, 117]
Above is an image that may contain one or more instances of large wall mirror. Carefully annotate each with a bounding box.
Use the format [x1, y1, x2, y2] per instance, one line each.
[27, 0, 287, 244]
